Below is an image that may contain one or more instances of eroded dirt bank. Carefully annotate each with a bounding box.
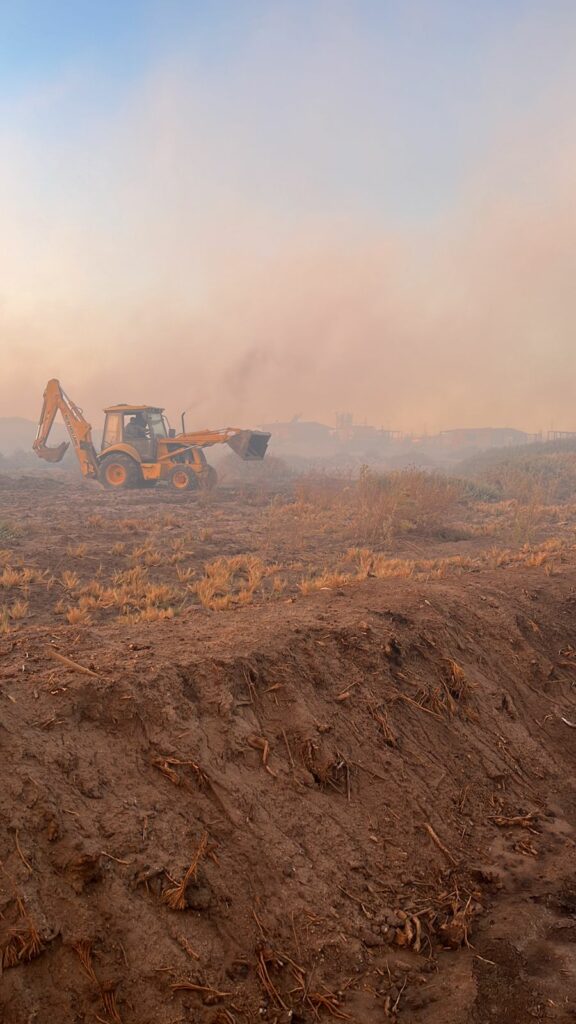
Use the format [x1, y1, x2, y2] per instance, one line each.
[1, 568, 576, 1023]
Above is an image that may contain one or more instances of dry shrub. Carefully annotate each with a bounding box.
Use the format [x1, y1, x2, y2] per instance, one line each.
[293, 472, 349, 509]
[460, 442, 576, 505]
[355, 467, 468, 543]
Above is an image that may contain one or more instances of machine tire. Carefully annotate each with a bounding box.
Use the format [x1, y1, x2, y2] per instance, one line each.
[199, 465, 218, 491]
[99, 454, 141, 489]
[169, 465, 198, 492]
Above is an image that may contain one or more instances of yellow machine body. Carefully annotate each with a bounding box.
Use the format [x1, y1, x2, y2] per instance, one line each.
[33, 380, 270, 491]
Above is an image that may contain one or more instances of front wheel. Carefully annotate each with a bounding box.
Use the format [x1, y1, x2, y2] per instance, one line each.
[99, 454, 141, 489]
[169, 465, 198, 491]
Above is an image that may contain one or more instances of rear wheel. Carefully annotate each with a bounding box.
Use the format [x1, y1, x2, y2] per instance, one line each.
[169, 465, 198, 491]
[99, 454, 141, 489]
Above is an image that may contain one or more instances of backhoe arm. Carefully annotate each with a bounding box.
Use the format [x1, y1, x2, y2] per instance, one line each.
[33, 379, 99, 478]
[177, 428, 270, 460]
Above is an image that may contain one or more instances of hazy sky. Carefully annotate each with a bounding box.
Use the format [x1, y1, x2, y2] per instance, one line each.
[1, 1, 576, 431]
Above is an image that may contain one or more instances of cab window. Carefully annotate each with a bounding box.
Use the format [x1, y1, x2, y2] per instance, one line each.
[149, 412, 167, 437]
[102, 412, 123, 448]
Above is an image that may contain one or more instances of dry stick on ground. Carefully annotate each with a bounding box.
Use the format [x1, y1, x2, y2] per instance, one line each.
[422, 823, 458, 867]
[247, 735, 277, 777]
[307, 991, 352, 1020]
[172, 981, 231, 997]
[281, 728, 295, 770]
[14, 831, 32, 874]
[178, 935, 200, 960]
[256, 950, 288, 1012]
[163, 831, 209, 910]
[151, 756, 236, 821]
[100, 850, 131, 865]
[396, 692, 442, 719]
[337, 885, 373, 918]
[46, 646, 99, 677]
[490, 813, 540, 833]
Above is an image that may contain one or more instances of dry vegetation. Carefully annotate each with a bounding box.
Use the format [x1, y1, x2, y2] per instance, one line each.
[2, 454, 576, 632]
[458, 438, 576, 503]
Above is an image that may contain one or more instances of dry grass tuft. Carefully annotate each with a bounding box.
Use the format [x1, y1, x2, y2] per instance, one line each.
[176, 566, 195, 583]
[66, 605, 92, 625]
[195, 555, 267, 610]
[0, 566, 21, 589]
[299, 571, 351, 594]
[61, 570, 80, 591]
[9, 598, 29, 621]
[66, 542, 88, 558]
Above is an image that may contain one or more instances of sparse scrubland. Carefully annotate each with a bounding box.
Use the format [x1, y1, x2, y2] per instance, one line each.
[2, 460, 576, 629]
[458, 438, 576, 503]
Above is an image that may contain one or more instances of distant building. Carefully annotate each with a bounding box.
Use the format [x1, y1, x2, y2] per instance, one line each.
[436, 428, 529, 450]
[259, 418, 336, 457]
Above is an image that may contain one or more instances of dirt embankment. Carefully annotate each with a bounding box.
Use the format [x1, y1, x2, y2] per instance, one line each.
[1, 568, 576, 1023]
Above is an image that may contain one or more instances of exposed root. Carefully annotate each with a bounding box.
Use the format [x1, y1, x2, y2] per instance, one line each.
[1, 900, 45, 970]
[490, 812, 540, 833]
[163, 831, 209, 910]
[422, 822, 458, 866]
[73, 940, 98, 984]
[72, 940, 123, 1023]
[172, 980, 231, 998]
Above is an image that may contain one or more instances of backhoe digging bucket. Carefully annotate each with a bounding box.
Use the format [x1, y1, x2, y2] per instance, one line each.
[227, 430, 271, 460]
[33, 441, 70, 463]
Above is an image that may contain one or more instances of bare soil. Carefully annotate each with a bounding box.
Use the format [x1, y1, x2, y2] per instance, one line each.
[1, 477, 576, 1023]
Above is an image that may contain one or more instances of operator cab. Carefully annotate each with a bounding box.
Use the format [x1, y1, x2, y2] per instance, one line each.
[102, 405, 170, 462]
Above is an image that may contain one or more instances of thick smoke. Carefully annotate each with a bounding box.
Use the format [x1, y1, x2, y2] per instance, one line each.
[1, 2, 576, 433]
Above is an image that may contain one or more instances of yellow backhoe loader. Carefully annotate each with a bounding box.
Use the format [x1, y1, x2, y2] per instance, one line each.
[33, 379, 270, 491]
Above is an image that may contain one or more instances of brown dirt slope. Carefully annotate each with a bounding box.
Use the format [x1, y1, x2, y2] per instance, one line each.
[1, 567, 576, 1023]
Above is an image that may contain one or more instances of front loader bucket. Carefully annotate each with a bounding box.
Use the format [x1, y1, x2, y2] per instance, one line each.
[227, 430, 271, 461]
[33, 441, 69, 463]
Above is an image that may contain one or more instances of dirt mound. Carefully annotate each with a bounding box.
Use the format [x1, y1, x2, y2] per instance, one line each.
[1, 569, 576, 1023]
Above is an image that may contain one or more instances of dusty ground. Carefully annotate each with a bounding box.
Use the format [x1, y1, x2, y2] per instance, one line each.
[1, 475, 576, 1023]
